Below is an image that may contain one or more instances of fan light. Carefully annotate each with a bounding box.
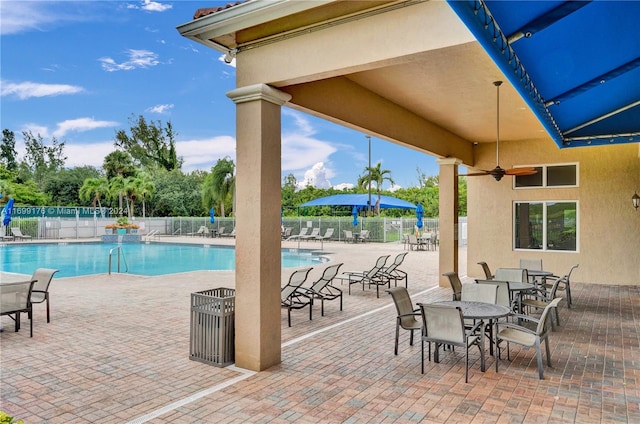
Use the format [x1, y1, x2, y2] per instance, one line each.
[633, 192, 640, 210]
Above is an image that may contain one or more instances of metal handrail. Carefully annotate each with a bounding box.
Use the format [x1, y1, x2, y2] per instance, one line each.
[108, 246, 128, 275]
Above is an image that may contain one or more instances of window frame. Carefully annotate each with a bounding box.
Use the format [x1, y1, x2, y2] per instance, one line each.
[513, 200, 579, 253]
[513, 162, 579, 189]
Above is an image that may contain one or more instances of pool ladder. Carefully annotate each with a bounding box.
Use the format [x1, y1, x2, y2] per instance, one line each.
[108, 246, 129, 275]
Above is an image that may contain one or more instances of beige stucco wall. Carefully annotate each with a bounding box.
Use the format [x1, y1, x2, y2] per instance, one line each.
[467, 140, 640, 285]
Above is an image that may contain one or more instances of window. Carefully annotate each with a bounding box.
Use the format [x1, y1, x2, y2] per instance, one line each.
[514, 201, 578, 251]
[515, 163, 578, 188]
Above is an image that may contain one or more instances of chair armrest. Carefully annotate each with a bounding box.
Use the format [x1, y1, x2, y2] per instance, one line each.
[496, 321, 536, 335]
[507, 313, 540, 324]
[467, 320, 485, 335]
[397, 312, 420, 319]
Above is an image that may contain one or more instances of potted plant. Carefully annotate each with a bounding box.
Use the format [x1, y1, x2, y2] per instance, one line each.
[105, 217, 140, 234]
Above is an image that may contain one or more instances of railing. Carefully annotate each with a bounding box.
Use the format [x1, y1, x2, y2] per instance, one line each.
[108, 246, 128, 275]
[3, 216, 468, 246]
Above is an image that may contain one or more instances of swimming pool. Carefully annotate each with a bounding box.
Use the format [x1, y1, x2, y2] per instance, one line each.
[0, 242, 327, 277]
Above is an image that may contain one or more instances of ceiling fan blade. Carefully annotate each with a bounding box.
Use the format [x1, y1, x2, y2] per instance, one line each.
[505, 167, 537, 176]
[460, 171, 491, 177]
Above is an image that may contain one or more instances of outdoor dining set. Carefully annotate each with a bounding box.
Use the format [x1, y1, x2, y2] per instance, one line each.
[388, 259, 578, 382]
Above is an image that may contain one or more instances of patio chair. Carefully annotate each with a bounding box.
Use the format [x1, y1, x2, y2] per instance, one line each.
[343, 230, 355, 243]
[359, 230, 370, 243]
[443, 271, 463, 300]
[407, 234, 422, 250]
[0, 279, 36, 337]
[495, 298, 562, 379]
[341, 255, 390, 298]
[520, 275, 564, 330]
[302, 263, 344, 316]
[287, 227, 309, 240]
[543, 264, 578, 308]
[476, 279, 512, 311]
[216, 227, 226, 237]
[281, 267, 314, 327]
[29, 268, 59, 323]
[477, 261, 494, 279]
[461, 283, 498, 304]
[300, 227, 321, 241]
[386, 287, 421, 355]
[11, 228, 32, 241]
[495, 268, 529, 284]
[315, 228, 334, 242]
[381, 252, 408, 288]
[418, 303, 485, 383]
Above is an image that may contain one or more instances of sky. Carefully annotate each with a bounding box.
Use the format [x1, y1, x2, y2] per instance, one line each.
[0, 0, 440, 191]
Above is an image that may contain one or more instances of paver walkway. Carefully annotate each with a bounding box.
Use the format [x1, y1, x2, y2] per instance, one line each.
[1, 238, 638, 423]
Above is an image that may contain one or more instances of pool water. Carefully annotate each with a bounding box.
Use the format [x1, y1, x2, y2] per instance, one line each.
[0, 242, 326, 277]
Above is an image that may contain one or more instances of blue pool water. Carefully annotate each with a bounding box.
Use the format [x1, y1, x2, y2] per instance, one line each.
[0, 242, 326, 277]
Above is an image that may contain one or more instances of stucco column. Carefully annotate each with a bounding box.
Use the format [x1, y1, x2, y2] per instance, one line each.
[227, 84, 291, 371]
[437, 157, 461, 287]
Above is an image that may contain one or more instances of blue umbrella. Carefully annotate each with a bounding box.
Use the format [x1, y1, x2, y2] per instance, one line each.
[209, 207, 215, 224]
[416, 203, 424, 229]
[2, 198, 14, 226]
[352, 206, 359, 227]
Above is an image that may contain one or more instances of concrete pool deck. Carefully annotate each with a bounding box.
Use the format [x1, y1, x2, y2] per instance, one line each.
[1, 237, 638, 423]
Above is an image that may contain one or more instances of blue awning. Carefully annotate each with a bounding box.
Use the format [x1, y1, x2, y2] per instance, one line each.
[299, 194, 416, 210]
[447, 0, 640, 148]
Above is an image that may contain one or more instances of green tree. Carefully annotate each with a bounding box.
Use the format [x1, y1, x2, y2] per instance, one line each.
[21, 130, 66, 189]
[147, 168, 204, 217]
[114, 114, 182, 171]
[357, 162, 395, 215]
[281, 173, 298, 215]
[43, 166, 101, 206]
[1, 129, 18, 171]
[129, 172, 155, 218]
[103, 150, 136, 180]
[108, 175, 127, 216]
[79, 177, 109, 215]
[202, 157, 235, 217]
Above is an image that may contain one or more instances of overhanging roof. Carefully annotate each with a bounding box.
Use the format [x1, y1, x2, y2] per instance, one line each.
[447, 0, 640, 148]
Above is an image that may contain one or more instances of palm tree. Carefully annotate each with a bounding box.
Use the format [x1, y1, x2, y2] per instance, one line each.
[130, 172, 155, 218]
[108, 175, 127, 217]
[79, 177, 109, 217]
[202, 158, 235, 217]
[357, 162, 395, 215]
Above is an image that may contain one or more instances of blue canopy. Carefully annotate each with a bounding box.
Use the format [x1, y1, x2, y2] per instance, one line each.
[448, 0, 640, 148]
[299, 194, 416, 210]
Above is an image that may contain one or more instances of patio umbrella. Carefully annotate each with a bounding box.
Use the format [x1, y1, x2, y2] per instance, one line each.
[416, 203, 424, 229]
[2, 198, 14, 226]
[352, 206, 358, 227]
[209, 207, 215, 224]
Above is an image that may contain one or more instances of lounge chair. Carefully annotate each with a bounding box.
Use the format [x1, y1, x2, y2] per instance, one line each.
[381, 252, 408, 288]
[145, 229, 159, 240]
[315, 228, 334, 242]
[386, 287, 421, 355]
[216, 227, 226, 237]
[187, 226, 207, 237]
[287, 227, 308, 240]
[1, 279, 37, 337]
[11, 228, 32, 241]
[300, 227, 321, 241]
[340, 255, 390, 298]
[301, 263, 343, 316]
[281, 227, 292, 239]
[30, 268, 59, 323]
[281, 267, 314, 326]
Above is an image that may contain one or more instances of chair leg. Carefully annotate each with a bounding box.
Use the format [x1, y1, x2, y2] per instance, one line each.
[421, 340, 425, 374]
[409, 329, 414, 346]
[320, 299, 325, 316]
[309, 299, 313, 321]
[394, 320, 400, 355]
[288, 308, 292, 327]
[339, 293, 343, 311]
[536, 340, 544, 379]
[46, 294, 50, 323]
[544, 337, 552, 367]
[566, 283, 572, 308]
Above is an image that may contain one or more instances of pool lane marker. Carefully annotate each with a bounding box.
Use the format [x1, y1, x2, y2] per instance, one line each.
[127, 285, 440, 423]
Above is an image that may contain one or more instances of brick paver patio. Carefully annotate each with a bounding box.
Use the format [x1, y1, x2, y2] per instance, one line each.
[1, 238, 638, 423]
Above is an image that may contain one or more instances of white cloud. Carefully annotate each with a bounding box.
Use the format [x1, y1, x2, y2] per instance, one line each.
[53, 118, 119, 138]
[1, 80, 84, 99]
[0, 1, 91, 35]
[388, 183, 402, 192]
[333, 183, 354, 191]
[146, 104, 174, 114]
[20, 124, 51, 139]
[281, 110, 337, 173]
[298, 162, 332, 189]
[99, 49, 160, 72]
[64, 141, 115, 168]
[141, 1, 172, 12]
[177, 136, 237, 172]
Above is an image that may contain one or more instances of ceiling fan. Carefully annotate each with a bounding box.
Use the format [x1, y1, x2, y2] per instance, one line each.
[463, 81, 537, 181]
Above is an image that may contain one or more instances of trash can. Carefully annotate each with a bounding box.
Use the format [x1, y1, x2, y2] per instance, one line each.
[190, 288, 235, 367]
